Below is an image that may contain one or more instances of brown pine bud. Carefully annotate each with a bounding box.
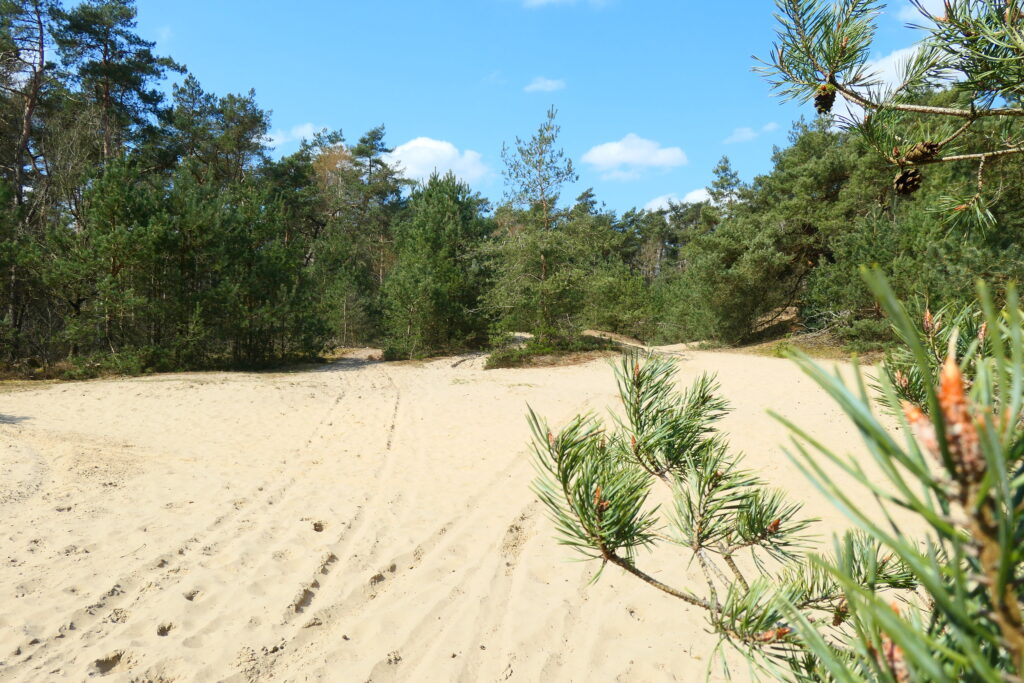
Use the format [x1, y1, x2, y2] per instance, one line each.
[754, 626, 792, 643]
[939, 354, 984, 483]
[832, 597, 849, 626]
[902, 400, 940, 459]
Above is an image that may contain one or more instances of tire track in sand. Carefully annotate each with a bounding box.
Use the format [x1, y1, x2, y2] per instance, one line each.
[2, 370, 361, 681]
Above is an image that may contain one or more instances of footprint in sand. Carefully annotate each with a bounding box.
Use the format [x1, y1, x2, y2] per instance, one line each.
[90, 650, 130, 676]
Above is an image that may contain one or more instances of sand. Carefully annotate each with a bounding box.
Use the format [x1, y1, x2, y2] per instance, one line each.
[0, 348, 898, 682]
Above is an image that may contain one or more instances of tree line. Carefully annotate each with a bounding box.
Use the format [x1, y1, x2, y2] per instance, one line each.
[3, 0, 1023, 376]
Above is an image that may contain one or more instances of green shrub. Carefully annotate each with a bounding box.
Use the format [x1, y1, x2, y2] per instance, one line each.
[484, 335, 614, 369]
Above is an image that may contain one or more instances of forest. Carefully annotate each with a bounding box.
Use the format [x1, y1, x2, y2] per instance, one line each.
[3, 0, 1024, 377]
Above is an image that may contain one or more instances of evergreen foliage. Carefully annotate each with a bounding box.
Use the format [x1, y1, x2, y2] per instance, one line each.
[533, 273, 1024, 680]
[530, 351, 922, 678]
[760, 0, 1024, 229]
[773, 272, 1024, 680]
[3, 0, 1023, 378]
[486, 107, 585, 344]
[382, 172, 492, 359]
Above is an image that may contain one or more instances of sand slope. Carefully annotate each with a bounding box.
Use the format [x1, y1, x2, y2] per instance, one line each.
[1, 349, 892, 681]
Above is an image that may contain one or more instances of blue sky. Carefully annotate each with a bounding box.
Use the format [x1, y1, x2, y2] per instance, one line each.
[133, 0, 943, 214]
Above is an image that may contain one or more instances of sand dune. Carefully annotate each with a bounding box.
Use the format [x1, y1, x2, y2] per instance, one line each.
[1, 348, 892, 681]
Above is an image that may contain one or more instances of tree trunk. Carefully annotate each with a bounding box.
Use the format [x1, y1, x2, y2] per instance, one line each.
[12, 2, 46, 208]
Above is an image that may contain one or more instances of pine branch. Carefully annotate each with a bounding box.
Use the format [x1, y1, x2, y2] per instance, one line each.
[723, 553, 750, 592]
[602, 548, 713, 610]
[836, 82, 1024, 119]
[760, 0, 1024, 225]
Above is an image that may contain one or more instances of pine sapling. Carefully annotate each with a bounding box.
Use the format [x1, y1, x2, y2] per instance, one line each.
[530, 352, 916, 676]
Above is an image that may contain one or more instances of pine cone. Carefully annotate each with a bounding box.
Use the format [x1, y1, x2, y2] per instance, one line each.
[893, 168, 923, 195]
[904, 141, 940, 163]
[814, 85, 836, 115]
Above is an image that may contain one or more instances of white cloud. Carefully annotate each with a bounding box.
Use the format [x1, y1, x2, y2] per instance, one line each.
[724, 127, 758, 144]
[684, 188, 711, 203]
[644, 188, 711, 211]
[723, 122, 779, 144]
[897, 0, 944, 22]
[384, 137, 489, 184]
[157, 25, 173, 44]
[266, 123, 319, 148]
[582, 133, 687, 181]
[868, 45, 920, 89]
[524, 76, 566, 93]
[644, 193, 679, 211]
[834, 46, 920, 122]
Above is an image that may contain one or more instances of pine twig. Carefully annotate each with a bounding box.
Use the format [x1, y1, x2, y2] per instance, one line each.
[723, 554, 750, 592]
[602, 548, 712, 610]
[836, 82, 1024, 119]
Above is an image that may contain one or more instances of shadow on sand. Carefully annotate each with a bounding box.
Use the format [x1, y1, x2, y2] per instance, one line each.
[309, 356, 384, 374]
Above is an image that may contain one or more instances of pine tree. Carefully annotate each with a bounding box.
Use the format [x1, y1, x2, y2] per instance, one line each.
[774, 273, 1024, 679]
[52, 0, 182, 160]
[707, 155, 743, 210]
[501, 105, 577, 231]
[489, 107, 584, 343]
[351, 126, 408, 290]
[153, 75, 270, 184]
[0, 0, 56, 206]
[382, 172, 491, 358]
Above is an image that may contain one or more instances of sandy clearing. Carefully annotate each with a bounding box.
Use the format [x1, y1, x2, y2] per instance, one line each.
[0, 348, 902, 682]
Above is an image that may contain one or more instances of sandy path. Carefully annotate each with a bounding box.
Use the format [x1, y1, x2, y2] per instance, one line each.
[0, 349, 895, 681]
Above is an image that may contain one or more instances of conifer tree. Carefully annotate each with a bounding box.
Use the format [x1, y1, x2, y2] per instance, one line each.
[382, 172, 491, 358]
[488, 107, 585, 343]
[535, 275, 1024, 679]
[306, 128, 409, 345]
[772, 273, 1024, 680]
[707, 155, 744, 211]
[1, 0, 56, 206]
[501, 105, 576, 231]
[52, 0, 182, 160]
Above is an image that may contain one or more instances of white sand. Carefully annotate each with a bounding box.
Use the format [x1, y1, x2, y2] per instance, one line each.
[0, 348, 897, 681]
